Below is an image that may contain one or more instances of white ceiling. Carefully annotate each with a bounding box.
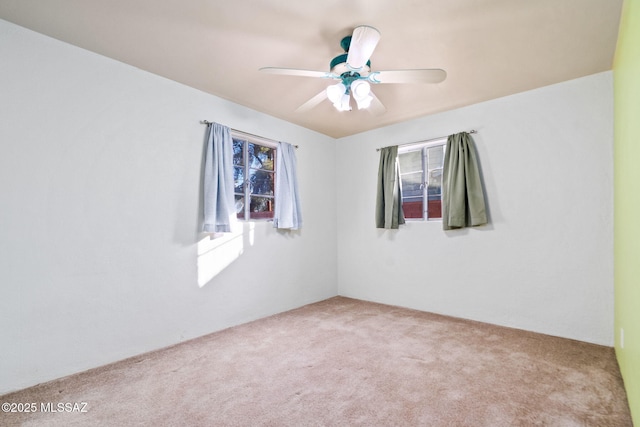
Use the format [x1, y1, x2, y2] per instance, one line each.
[0, 0, 623, 138]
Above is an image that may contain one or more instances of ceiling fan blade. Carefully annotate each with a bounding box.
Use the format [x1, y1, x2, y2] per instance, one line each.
[369, 69, 447, 84]
[296, 90, 328, 113]
[368, 92, 386, 115]
[346, 25, 381, 70]
[260, 67, 336, 79]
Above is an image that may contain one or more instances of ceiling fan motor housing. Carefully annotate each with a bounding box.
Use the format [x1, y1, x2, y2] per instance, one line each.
[331, 33, 372, 77]
[340, 35, 352, 52]
[330, 53, 371, 82]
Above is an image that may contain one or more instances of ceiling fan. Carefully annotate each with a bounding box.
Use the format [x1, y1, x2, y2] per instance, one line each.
[259, 25, 447, 114]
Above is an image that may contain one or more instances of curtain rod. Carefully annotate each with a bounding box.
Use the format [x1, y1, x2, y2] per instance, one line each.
[375, 130, 477, 152]
[200, 120, 298, 148]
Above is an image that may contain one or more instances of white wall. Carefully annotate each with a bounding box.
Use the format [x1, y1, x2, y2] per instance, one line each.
[0, 19, 337, 394]
[336, 71, 614, 346]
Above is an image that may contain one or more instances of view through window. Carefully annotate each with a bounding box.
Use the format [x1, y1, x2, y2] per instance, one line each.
[233, 133, 277, 220]
[398, 138, 446, 221]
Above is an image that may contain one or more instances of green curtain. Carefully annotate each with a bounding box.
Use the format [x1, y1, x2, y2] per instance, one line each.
[442, 132, 487, 230]
[375, 146, 405, 229]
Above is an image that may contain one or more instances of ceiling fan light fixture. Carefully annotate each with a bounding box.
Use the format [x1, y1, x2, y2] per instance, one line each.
[351, 80, 370, 97]
[337, 93, 352, 112]
[355, 94, 373, 110]
[326, 83, 346, 104]
[351, 80, 372, 110]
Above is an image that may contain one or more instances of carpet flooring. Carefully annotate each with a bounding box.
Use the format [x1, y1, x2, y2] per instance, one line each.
[0, 297, 632, 426]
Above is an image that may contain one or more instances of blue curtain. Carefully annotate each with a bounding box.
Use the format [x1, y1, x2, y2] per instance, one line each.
[203, 123, 236, 233]
[375, 146, 405, 229]
[274, 142, 302, 230]
[442, 132, 487, 230]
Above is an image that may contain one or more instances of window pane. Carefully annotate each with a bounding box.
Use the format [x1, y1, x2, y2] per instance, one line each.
[248, 143, 275, 171]
[428, 199, 442, 219]
[234, 166, 245, 193]
[400, 171, 423, 198]
[426, 144, 444, 220]
[235, 195, 245, 219]
[250, 170, 274, 196]
[399, 150, 422, 173]
[399, 150, 425, 219]
[428, 168, 443, 190]
[249, 196, 274, 219]
[427, 145, 444, 170]
[427, 168, 443, 217]
[231, 134, 278, 222]
[402, 197, 423, 219]
[233, 139, 245, 166]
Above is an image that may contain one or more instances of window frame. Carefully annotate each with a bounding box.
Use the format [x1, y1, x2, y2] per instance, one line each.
[232, 130, 278, 222]
[398, 137, 447, 222]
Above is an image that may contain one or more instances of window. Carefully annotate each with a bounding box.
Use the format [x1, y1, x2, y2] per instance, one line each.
[232, 133, 276, 220]
[398, 138, 446, 221]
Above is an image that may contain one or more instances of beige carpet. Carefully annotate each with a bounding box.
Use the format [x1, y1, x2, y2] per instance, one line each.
[0, 297, 632, 426]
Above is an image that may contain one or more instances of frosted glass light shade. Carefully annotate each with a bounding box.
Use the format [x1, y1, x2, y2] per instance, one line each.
[351, 80, 370, 98]
[326, 83, 346, 103]
[351, 80, 373, 109]
[355, 95, 373, 110]
[338, 93, 351, 111]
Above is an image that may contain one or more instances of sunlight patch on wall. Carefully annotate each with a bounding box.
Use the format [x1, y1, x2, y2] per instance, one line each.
[248, 222, 255, 246]
[197, 223, 256, 287]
